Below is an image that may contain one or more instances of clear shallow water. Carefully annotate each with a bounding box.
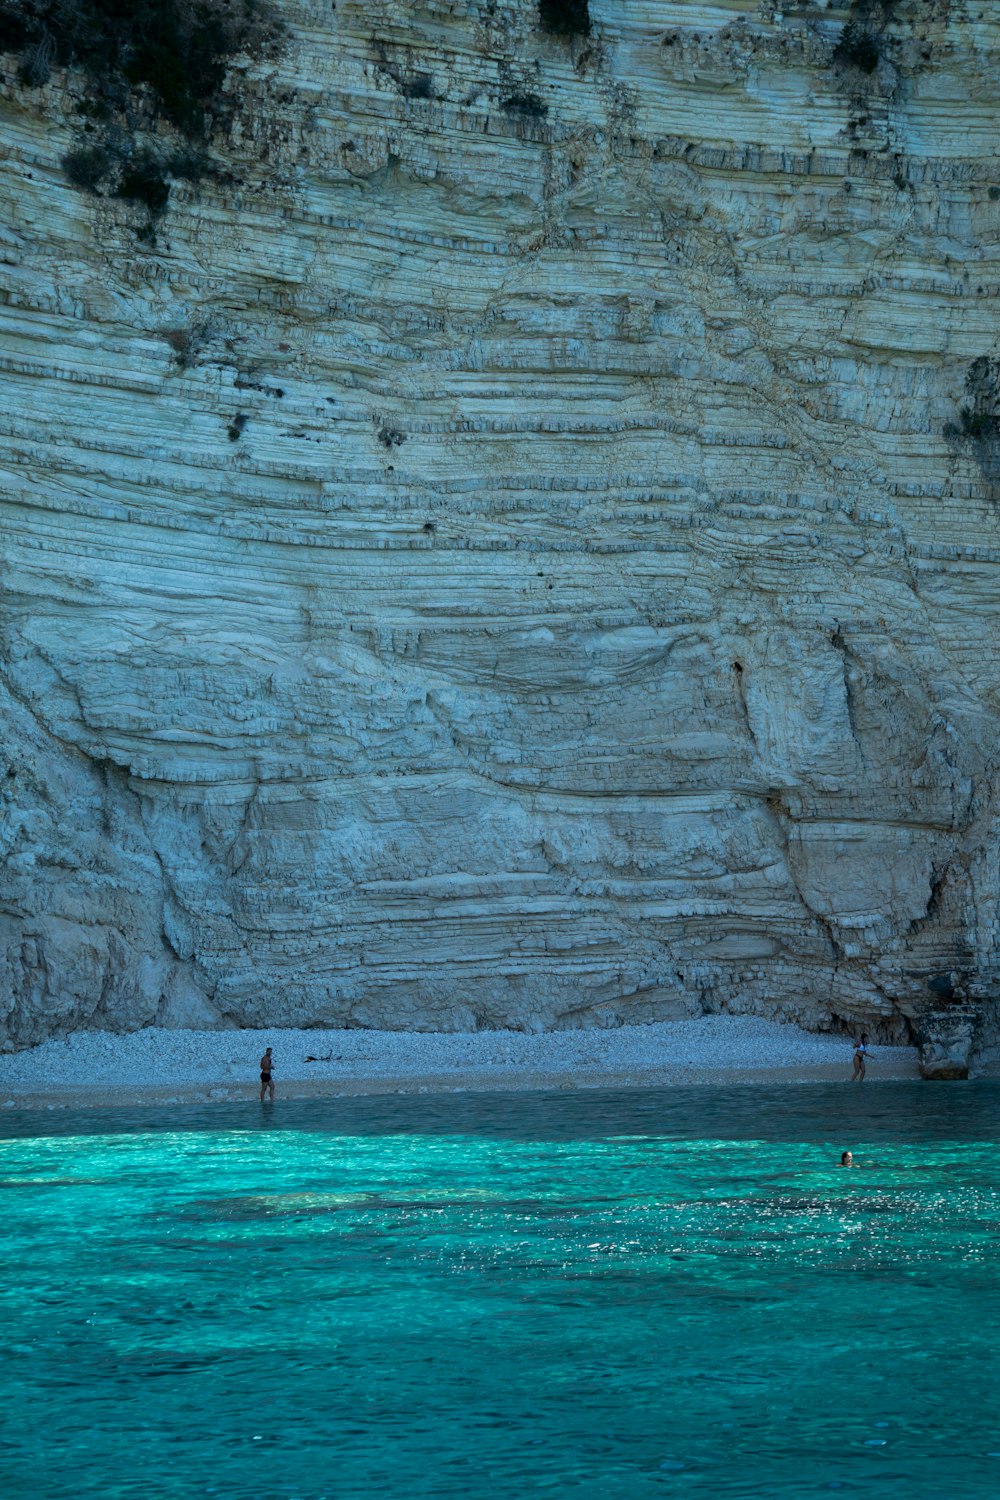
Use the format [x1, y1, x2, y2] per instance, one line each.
[2, 1083, 999, 1500]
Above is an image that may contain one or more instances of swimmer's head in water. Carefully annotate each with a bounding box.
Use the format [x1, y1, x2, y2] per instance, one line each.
[841, 1151, 853, 1166]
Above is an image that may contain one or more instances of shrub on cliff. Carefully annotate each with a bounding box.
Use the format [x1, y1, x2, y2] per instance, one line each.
[116, 149, 171, 216]
[62, 142, 111, 191]
[945, 357, 1000, 443]
[3, 1, 280, 236]
[833, 21, 880, 75]
[538, 0, 590, 40]
[501, 91, 548, 119]
[0, 0, 281, 136]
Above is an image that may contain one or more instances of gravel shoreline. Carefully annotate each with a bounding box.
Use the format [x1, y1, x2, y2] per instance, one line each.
[0, 1016, 920, 1109]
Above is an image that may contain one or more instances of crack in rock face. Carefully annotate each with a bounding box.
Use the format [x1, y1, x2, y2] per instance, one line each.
[1, 0, 999, 1051]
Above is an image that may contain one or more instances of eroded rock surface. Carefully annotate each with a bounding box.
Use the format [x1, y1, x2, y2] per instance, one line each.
[917, 1009, 978, 1081]
[2, 1, 1000, 1048]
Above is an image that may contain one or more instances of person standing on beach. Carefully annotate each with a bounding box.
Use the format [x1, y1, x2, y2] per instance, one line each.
[851, 1033, 870, 1083]
[260, 1046, 275, 1101]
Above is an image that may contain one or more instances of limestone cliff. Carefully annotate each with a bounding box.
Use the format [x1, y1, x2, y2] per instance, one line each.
[2, 0, 999, 1053]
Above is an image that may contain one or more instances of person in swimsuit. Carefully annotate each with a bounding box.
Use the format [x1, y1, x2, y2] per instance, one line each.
[260, 1046, 275, 1101]
[840, 1150, 855, 1167]
[851, 1033, 870, 1083]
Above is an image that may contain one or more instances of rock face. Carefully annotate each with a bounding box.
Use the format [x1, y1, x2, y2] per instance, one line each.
[2, 0, 1000, 1049]
[917, 1009, 978, 1081]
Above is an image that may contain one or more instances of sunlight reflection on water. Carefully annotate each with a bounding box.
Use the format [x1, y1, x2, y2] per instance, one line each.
[2, 1084, 999, 1499]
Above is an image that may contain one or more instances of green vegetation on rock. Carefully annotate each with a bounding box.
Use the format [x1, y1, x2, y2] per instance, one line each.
[0, 0, 281, 135]
[538, 0, 590, 41]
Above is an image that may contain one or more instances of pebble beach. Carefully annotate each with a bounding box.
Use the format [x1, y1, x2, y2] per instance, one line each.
[0, 1015, 921, 1109]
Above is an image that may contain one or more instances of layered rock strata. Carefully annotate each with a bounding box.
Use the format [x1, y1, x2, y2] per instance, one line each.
[2, 0, 1000, 1049]
[917, 1010, 978, 1081]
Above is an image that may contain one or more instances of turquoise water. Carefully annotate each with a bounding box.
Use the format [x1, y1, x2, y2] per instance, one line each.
[3, 1084, 999, 1499]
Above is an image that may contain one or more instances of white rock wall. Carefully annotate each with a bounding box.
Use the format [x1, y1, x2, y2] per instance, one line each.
[2, 0, 1000, 1046]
